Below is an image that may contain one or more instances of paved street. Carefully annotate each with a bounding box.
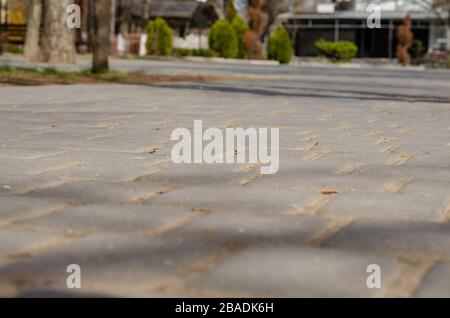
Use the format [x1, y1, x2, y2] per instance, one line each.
[0, 59, 450, 297]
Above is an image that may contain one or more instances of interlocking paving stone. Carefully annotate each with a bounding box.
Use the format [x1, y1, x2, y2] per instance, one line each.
[24, 180, 165, 204]
[0, 233, 223, 296]
[0, 229, 54, 255]
[414, 261, 450, 297]
[20, 204, 192, 233]
[322, 191, 447, 221]
[0, 58, 449, 297]
[191, 246, 400, 297]
[324, 219, 450, 255]
[0, 196, 66, 220]
[177, 211, 326, 244]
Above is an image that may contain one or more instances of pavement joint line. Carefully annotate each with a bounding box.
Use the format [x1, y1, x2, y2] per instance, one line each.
[337, 163, 366, 175]
[297, 129, 321, 137]
[299, 141, 325, 151]
[373, 137, 394, 145]
[233, 163, 259, 172]
[237, 173, 261, 186]
[390, 152, 415, 165]
[382, 145, 399, 153]
[0, 150, 70, 160]
[363, 130, 384, 137]
[383, 177, 414, 193]
[366, 118, 381, 124]
[28, 161, 87, 176]
[0, 204, 70, 228]
[174, 242, 248, 287]
[136, 208, 213, 237]
[302, 149, 328, 161]
[8, 179, 69, 196]
[292, 191, 341, 216]
[0, 237, 73, 268]
[1, 145, 80, 152]
[271, 108, 294, 116]
[87, 135, 114, 141]
[139, 242, 251, 296]
[333, 123, 353, 131]
[303, 217, 354, 247]
[375, 255, 438, 298]
[118, 186, 174, 204]
[398, 126, 414, 134]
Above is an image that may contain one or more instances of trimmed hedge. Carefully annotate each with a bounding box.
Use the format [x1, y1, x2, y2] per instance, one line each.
[208, 19, 238, 58]
[267, 26, 293, 64]
[146, 18, 173, 56]
[173, 48, 214, 58]
[315, 39, 358, 62]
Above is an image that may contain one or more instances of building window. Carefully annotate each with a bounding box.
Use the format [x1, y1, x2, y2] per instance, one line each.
[0, 0, 27, 25]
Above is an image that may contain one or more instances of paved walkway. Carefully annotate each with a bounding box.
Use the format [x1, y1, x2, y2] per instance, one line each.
[0, 58, 450, 297]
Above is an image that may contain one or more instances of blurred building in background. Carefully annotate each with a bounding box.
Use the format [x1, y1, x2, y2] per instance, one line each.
[0, 0, 27, 50]
[279, 0, 449, 57]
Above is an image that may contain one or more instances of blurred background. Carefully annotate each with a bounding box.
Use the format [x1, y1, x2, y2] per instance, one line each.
[0, 1, 449, 67]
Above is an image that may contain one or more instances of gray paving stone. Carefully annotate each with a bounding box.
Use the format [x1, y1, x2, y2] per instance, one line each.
[0, 229, 54, 255]
[324, 219, 450, 255]
[0, 233, 222, 295]
[25, 180, 165, 204]
[322, 191, 446, 221]
[178, 211, 326, 244]
[414, 261, 450, 298]
[21, 204, 191, 233]
[191, 246, 400, 297]
[149, 184, 318, 214]
[0, 196, 66, 220]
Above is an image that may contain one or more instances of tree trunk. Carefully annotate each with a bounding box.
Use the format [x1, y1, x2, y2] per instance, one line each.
[24, 0, 42, 61]
[92, 0, 112, 73]
[143, 0, 150, 22]
[41, 0, 76, 64]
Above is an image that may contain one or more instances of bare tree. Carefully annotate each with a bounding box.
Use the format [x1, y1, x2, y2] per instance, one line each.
[92, 0, 112, 73]
[41, 0, 76, 63]
[24, 0, 42, 61]
[397, 1, 449, 23]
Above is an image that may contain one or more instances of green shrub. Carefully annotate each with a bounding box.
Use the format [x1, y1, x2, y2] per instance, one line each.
[173, 48, 214, 58]
[173, 48, 191, 57]
[267, 26, 293, 64]
[231, 16, 248, 59]
[409, 39, 426, 65]
[0, 64, 12, 74]
[315, 39, 358, 62]
[39, 67, 60, 76]
[146, 18, 173, 56]
[208, 19, 238, 58]
[7, 44, 23, 54]
[192, 48, 214, 57]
